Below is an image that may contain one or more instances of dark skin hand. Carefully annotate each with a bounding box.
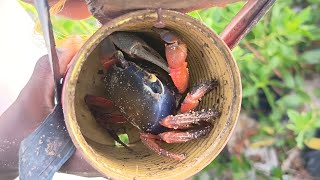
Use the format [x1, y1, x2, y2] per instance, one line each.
[0, 0, 243, 179]
[0, 0, 96, 177]
[0, 36, 100, 178]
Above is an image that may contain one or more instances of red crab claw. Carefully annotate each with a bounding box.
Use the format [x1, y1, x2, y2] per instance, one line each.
[85, 94, 132, 151]
[109, 32, 169, 73]
[85, 94, 113, 108]
[153, 28, 189, 93]
[100, 37, 119, 70]
[100, 37, 133, 71]
[180, 80, 219, 113]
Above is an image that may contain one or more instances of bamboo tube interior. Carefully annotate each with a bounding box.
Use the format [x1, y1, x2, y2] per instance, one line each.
[63, 10, 241, 180]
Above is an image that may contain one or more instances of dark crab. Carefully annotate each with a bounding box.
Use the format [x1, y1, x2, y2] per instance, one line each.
[85, 28, 220, 161]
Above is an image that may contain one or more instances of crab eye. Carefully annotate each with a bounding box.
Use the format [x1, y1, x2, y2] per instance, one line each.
[143, 74, 163, 94]
[149, 81, 162, 94]
[148, 74, 157, 82]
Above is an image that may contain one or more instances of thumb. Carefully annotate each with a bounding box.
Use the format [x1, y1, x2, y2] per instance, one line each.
[32, 35, 85, 81]
[26, 36, 85, 109]
[56, 35, 85, 76]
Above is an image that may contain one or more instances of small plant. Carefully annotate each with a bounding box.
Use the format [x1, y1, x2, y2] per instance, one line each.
[287, 109, 320, 148]
[190, 0, 320, 178]
[193, 154, 252, 180]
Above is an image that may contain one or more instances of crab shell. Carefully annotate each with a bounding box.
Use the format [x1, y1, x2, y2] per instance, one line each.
[105, 61, 176, 134]
[62, 10, 241, 180]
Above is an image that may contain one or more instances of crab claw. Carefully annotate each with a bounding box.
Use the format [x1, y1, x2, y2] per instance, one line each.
[109, 32, 169, 73]
[100, 37, 119, 70]
[153, 28, 189, 94]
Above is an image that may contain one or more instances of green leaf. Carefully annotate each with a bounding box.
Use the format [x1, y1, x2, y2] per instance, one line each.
[242, 86, 257, 97]
[271, 167, 283, 178]
[287, 110, 300, 122]
[286, 124, 296, 131]
[296, 7, 312, 24]
[252, 22, 265, 38]
[304, 111, 313, 122]
[282, 71, 295, 88]
[296, 90, 311, 102]
[115, 134, 129, 147]
[302, 49, 320, 64]
[308, 0, 320, 3]
[296, 133, 305, 148]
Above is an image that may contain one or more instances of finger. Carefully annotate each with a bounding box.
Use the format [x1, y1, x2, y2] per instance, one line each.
[25, 36, 85, 109]
[22, 0, 91, 20]
[57, 0, 92, 20]
[56, 35, 85, 76]
[31, 35, 84, 82]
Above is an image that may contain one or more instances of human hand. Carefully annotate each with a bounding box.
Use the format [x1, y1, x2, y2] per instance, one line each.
[0, 36, 101, 178]
[22, 0, 92, 19]
[27, 36, 101, 175]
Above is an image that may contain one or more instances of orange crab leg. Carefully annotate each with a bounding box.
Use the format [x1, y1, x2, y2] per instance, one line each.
[154, 28, 189, 93]
[158, 123, 212, 143]
[169, 62, 189, 94]
[165, 42, 187, 69]
[160, 109, 220, 129]
[180, 80, 218, 113]
[166, 38, 189, 93]
[140, 133, 186, 161]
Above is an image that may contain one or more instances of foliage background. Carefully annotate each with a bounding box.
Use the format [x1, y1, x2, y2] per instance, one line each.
[20, 0, 320, 179]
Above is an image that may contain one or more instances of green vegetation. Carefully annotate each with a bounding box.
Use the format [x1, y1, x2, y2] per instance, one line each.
[190, 0, 320, 178]
[18, 1, 98, 39]
[20, 0, 320, 179]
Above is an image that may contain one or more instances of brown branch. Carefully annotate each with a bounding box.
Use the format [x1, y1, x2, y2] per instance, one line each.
[242, 41, 284, 95]
[243, 41, 282, 79]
